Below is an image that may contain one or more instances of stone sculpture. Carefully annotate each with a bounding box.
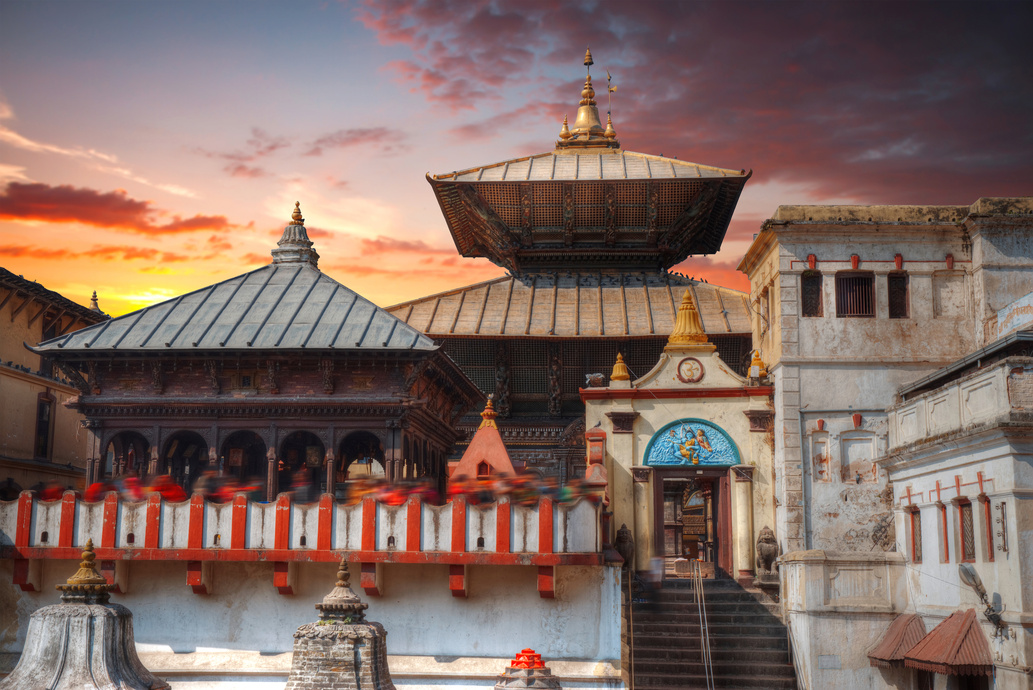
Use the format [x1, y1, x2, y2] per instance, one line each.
[614, 523, 635, 570]
[756, 525, 780, 579]
[0, 540, 169, 690]
[284, 558, 395, 690]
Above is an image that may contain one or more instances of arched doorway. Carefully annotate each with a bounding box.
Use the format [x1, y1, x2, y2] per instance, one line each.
[339, 431, 385, 484]
[279, 431, 325, 500]
[220, 431, 266, 485]
[162, 431, 209, 491]
[105, 431, 150, 479]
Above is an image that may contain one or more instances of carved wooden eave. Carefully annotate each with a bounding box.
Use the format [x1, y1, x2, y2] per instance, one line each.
[427, 154, 751, 275]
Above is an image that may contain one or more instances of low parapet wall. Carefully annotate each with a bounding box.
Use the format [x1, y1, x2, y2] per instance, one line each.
[0, 491, 607, 598]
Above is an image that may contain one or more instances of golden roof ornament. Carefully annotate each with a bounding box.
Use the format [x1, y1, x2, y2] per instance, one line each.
[291, 201, 305, 226]
[750, 350, 768, 378]
[273, 201, 319, 266]
[559, 114, 571, 140]
[666, 290, 709, 348]
[89, 290, 101, 312]
[478, 395, 498, 430]
[556, 49, 618, 150]
[610, 353, 630, 381]
[604, 114, 616, 139]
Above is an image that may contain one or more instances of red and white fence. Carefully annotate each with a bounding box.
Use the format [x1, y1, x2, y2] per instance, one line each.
[0, 491, 608, 598]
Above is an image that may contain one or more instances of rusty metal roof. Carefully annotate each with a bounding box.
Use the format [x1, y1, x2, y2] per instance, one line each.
[868, 613, 927, 668]
[431, 150, 745, 182]
[33, 262, 436, 354]
[386, 273, 751, 337]
[904, 609, 993, 676]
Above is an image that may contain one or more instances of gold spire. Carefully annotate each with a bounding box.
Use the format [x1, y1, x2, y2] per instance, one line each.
[55, 538, 113, 603]
[584, 47, 594, 68]
[604, 114, 616, 139]
[557, 50, 618, 149]
[610, 353, 630, 381]
[667, 290, 709, 347]
[291, 201, 305, 226]
[64, 539, 108, 586]
[558, 114, 571, 140]
[89, 290, 101, 312]
[478, 395, 498, 430]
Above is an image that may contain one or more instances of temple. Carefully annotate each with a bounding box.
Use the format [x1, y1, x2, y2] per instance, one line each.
[389, 47, 754, 482]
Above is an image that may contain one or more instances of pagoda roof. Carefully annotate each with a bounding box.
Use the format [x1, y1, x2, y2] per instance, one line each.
[387, 273, 750, 338]
[433, 149, 745, 183]
[33, 259, 436, 355]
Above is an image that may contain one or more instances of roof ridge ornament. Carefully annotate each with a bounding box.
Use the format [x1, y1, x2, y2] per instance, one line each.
[478, 394, 498, 430]
[666, 289, 711, 350]
[272, 201, 320, 267]
[556, 48, 619, 150]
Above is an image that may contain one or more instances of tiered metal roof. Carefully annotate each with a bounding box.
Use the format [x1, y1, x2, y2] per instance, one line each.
[387, 273, 750, 338]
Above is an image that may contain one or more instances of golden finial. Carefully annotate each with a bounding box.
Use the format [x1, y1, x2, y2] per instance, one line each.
[89, 290, 101, 312]
[667, 290, 709, 347]
[580, 75, 596, 106]
[604, 114, 616, 139]
[478, 395, 498, 430]
[584, 47, 594, 68]
[610, 353, 630, 381]
[559, 115, 571, 140]
[291, 201, 305, 226]
[750, 350, 768, 378]
[62, 539, 108, 587]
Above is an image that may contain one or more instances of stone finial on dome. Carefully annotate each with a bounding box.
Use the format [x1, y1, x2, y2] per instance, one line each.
[478, 395, 498, 430]
[272, 201, 320, 267]
[89, 290, 102, 312]
[666, 290, 709, 348]
[56, 538, 113, 603]
[610, 353, 630, 381]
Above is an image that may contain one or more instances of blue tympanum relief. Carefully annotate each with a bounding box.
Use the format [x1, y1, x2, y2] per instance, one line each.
[645, 419, 740, 466]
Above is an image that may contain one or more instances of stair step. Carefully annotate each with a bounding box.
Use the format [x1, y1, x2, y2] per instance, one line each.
[632, 634, 789, 650]
[632, 648, 790, 664]
[632, 672, 797, 689]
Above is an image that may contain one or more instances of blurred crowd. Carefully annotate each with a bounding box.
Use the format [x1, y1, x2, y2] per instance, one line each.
[27, 471, 603, 506]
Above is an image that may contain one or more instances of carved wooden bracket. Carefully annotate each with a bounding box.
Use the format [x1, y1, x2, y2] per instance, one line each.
[631, 467, 651, 483]
[606, 411, 639, 434]
[732, 464, 755, 483]
[743, 409, 773, 432]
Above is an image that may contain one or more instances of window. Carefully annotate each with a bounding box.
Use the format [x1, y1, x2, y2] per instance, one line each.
[909, 509, 922, 563]
[938, 503, 949, 563]
[888, 273, 909, 319]
[34, 395, 54, 459]
[801, 272, 822, 317]
[835, 273, 875, 317]
[981, 496, 994, 562]
[959, 501, 975, 562]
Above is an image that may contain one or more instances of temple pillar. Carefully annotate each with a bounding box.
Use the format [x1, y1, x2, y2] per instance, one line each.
[631, 466, 653, 572]
[731, 464, 756, 587]
[148, 445, 160, 477]
[266, 447, 278, 502]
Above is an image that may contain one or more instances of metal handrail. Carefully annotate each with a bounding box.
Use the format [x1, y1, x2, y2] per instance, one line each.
[692, 560, 715, 690]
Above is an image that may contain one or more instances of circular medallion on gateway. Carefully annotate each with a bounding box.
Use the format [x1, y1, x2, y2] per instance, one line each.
[676, 357, 704, 383]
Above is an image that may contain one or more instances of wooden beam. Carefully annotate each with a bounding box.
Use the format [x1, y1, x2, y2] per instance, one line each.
[43, 308, 67, 334]
[9, 295, 33, 322]
[26, 303, 49, 328]
[0, 288, 16, 313]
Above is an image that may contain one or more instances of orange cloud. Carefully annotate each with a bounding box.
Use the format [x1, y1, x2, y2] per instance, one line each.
[0, 182, 233, 235]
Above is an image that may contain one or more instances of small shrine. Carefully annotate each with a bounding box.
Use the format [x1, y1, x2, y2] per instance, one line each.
[447, 396, 521, 482]
[495, 649, 562, 689]
[285, 558, 395, 690]
[0, 540, 169, 690]
[582, 290, 775, 583]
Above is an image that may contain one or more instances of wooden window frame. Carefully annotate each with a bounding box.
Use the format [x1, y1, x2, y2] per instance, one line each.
[887, 272, 910, 319]
[979, 494, 994, 562]
[34, 393, 55, 460]
[801, 271, 823, 317]
[835, 272, 875, 318]
[936, 502, 949, 563]
[907, 506, 922, 564]
[955, 498, 976, 563]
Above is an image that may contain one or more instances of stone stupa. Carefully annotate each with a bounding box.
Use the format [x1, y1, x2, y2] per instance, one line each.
[284, 558, 396, 690]
[0, 540, 168, 689]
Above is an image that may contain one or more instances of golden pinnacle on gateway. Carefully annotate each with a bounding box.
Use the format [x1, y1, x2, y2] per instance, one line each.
[610, 353, 631, 381]
[667, 290, 709, 347]
[478, 394, 498, 430]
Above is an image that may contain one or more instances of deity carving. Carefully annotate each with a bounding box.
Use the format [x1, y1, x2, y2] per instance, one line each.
[547, 351, 562, 416]
[494, 343, 511, 418]
[646, 420, 738, 467]
[756, 526, 780, 577]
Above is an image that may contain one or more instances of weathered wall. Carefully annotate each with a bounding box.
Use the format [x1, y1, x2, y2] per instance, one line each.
[0, 559, 622, 688]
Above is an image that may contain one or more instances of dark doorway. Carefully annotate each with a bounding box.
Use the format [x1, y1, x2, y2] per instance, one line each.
[652, 467, 732, 579]
[279, 431, 325, 500]
[162, 431, 209, 491]
[338, 431, 385, 487]
[220, 431, 266, 485]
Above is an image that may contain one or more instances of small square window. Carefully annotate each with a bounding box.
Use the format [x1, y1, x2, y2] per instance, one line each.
[835, 273, 875, 317]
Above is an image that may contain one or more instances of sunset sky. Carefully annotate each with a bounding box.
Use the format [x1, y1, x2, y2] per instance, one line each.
[1, 1, 1030, 317]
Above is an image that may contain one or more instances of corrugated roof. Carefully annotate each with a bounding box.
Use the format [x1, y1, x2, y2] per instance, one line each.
[433, 150, 745, 182]
[34, 262, 436, 353]
[386, 273, 751, 337]
[904, 609, 993, 676]
[868, 614, 927, 668]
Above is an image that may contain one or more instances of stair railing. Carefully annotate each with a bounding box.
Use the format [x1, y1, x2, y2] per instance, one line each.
[691, 559, 715, 690]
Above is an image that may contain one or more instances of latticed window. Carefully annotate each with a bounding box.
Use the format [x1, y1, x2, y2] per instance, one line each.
[835, 272, 875, 317]
[888, 273, 909, 319]
[959, 501, 976, 562]
[909, 510, 922, 563]
[801, 273, 823, 317]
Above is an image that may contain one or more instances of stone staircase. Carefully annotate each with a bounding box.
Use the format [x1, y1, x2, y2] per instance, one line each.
[627, 578, 797, 689]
